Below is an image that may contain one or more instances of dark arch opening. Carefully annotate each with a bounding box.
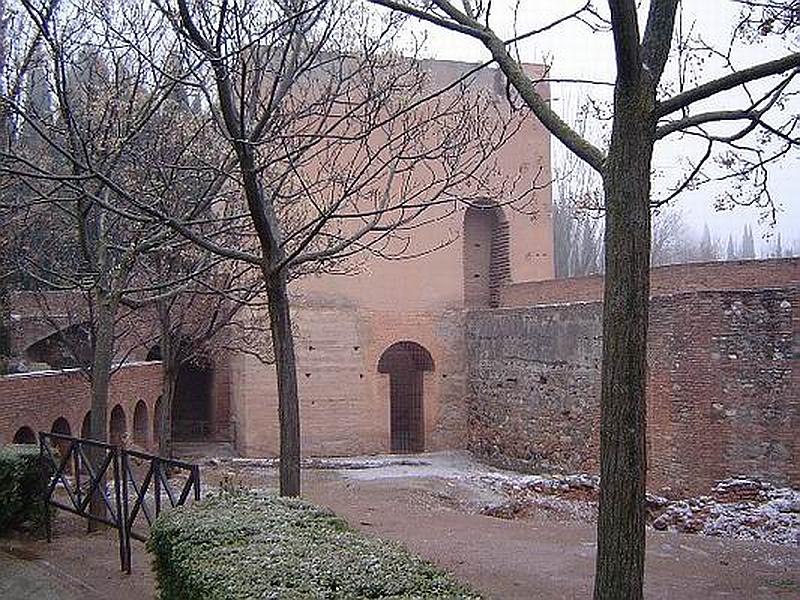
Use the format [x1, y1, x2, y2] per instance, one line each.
[81, 411, 92, 439]
[13, 426, 36, 444]
[51, 417, 71, 436]
[110, 404, 126, 446]
[173, 355, 214, 442]
[153, 397, 163, 449]
[133, 401, 149, 447]
[463, 203, 510, 309]
[146, 345, 162, 361]
[378, 341, 434, 454]
[51, 417, 72, 468]
[24, 322, 93, 370]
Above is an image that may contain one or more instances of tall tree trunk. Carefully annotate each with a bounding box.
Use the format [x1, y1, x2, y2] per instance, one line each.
[158, 360, 177, 459]
[0, 286, 9, 374]
[265, 269, 300, 497]
[593, 84, 654, 600]
[88, 293, 116, 528]
[156, 301, 176, 458]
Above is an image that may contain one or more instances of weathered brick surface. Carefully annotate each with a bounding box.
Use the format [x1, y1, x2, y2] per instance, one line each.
[500, 257, 800, 307]
[231, 305, 467, 457]
[466, 286, 799, 495]
[0, 362, 162, 450]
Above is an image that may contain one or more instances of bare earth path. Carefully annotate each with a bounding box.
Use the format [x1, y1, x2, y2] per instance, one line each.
[305, 474, 798, 599]
[1, 452, 798, 599]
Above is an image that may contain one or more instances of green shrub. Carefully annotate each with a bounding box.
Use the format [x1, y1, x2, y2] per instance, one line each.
[147, 491, 481, 600]
[0, 444, 48, 534]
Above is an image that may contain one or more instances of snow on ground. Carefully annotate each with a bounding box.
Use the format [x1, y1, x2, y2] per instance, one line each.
[212, 451, 800, 546]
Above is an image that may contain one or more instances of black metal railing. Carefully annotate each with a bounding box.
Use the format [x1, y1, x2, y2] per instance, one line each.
[39, 431, 201, 573]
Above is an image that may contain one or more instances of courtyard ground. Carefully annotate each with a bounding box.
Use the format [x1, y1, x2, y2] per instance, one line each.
[1, 451, 797, 599]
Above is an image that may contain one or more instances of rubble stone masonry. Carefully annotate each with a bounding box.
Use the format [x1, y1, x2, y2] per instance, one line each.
[466, 282, 799, 496]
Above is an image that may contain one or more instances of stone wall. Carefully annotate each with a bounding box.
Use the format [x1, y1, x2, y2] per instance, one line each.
[500, 257, 800, 307]
[466, 286, 799, 495]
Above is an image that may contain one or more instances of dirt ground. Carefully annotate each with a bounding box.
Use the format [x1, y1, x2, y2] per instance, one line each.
[1, 452, 798, 599]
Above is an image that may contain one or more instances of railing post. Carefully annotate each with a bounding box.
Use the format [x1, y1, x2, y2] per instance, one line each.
[154, 457, 161, 517]
[111, 446, 127, 573]
[39, 432, 52, 544]
[193, 465, 201, 502]
[121, 449, 132, 574]
[74, 442, 82, 507]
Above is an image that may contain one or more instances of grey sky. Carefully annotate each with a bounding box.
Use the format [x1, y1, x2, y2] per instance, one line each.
[409, 1, 799, 252]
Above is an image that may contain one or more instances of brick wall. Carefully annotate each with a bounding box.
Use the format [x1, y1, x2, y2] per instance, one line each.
[231, 305, 467, 458]
[0, 362, 163, 450]
[466, 286, 799, 495]
[500, 257, 800, 307]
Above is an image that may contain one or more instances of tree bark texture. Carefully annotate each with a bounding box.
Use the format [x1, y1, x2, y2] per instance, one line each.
[593, 84, 655, 600]
[266, 270, 301, 497]
[88, 294, 116, 527]
[157, 303, 176, 459]
[158, 366, 176, 459]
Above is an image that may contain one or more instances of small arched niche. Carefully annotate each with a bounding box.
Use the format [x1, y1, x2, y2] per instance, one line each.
[13, 426, 37, 445]
[133, 400, 149, 447]
[109, 404, 126, 446]
[81, 411, 92, 440]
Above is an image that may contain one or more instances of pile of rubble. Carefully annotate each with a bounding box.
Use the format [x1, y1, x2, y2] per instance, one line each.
[473, 471, 799, 546]
[208, 453, 799, 545]
[472, 472, 599, 522]
[648, 478, 800, 545]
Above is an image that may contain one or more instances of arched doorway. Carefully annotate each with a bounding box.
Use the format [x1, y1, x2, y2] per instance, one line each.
[463, 202, 510, 309]
[110, 405, 126, 446]
[378, 342, 434, 454]
[133, 401, 149, 447]
[147, 342, 220, 443]
[13, 426, 36, 444]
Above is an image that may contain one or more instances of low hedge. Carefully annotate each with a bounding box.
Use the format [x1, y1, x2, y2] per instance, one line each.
[147, 491, 481, 599]
[0, 444, 47, 534]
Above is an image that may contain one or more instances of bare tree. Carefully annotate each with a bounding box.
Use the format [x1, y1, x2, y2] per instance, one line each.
[553, 201, 604, 277]
[735, 0, 800, 39]
[4, 0, 530, 497]
[742, 223, 758, 257]
[0, 0, 238, 520]
[147, 260, 268, 458]
[366, 1, 800, 597]
[553, 133, 604, 277]
[137, 0, 530, 496]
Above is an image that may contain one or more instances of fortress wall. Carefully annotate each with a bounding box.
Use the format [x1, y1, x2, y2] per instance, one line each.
[500, 257, 800, 307]
[466, 286, 800, 495]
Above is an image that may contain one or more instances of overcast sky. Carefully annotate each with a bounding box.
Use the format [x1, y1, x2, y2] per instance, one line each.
[405, 1, 799, 253]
